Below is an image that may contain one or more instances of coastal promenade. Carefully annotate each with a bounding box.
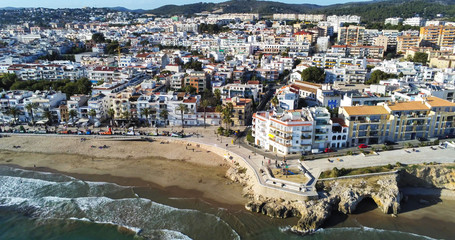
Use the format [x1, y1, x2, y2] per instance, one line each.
[2, 126, 455, 201]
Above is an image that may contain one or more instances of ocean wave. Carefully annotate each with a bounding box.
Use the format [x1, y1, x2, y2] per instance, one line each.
[278, 225, 292, 233]
[316, 226, 439, 240]
[0, 167, 240, 240]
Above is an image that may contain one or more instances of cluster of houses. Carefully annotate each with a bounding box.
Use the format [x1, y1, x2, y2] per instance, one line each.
[1, 10, 455, 154]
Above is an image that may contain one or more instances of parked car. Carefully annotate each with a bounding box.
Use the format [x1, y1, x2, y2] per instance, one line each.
[324, 148, 334, 153]
[384, 141, 395, 146]
[358, 144, 368, 149]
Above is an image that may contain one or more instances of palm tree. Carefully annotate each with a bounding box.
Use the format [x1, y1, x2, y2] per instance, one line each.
[88, 109, 97, 123]
[44, 110, 53, 126]
[200, 99, 210, 128]
[221, 102, 234, 131]
[214, 89, 222, 105]
[25, 103, 38, 125]
[271, 96, 279, 109]
[69, 109, 78, 125]
[176, 103, 189, 129]
[141, 108, 151, 126]
[7, 106, 21, 125]
[122, 110, 131, 123]
[107, 108, 115, 126]
[159, 109, 169, 127]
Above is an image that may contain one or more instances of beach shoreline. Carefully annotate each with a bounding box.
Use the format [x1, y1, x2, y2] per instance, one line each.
[0, 135, 248, 206]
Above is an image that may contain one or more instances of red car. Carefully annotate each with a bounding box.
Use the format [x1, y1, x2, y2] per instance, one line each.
[358, 144, 368, 149]
[324, 148, 334, 153]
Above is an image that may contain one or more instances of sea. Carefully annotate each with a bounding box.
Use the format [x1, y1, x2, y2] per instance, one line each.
[0, 165, 452, 240]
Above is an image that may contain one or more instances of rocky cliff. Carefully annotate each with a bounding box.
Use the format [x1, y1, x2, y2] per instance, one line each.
[401, 164, 455, 190]
[242, 172, 402, 235]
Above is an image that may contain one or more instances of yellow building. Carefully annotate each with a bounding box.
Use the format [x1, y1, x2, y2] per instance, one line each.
[294, 30, 315, 43]
[223, 97, 253, 126]
[420, 25, 455, 48]
[340, 97, 455, 146]
[337, 26, 365, 46]
[397, 34, 420, 53]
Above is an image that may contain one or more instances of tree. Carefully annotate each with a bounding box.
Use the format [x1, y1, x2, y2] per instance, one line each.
[366, 70, 397, 85]
[271, 96, 279, 109]
[43, 110, 53, 126]
[176, 104, 189, 128]
[214, 88, 222, 102]
[7, 106, 20, 125]
[412, 52, 428, 65]
[200, 99, 210, 128]
[88, 109, 97, 126]
[91, 33, 105, 43]
[122, 110, 131, 122]
[159, 109, 169, 126]
[142, 108, 151, 126]
[69, 109, 78, 124]
[301, 67, 325, 83]
[0, 73, 18, 90]
[221, 102, 234, 131]
[25, 103, 38, 125]
[107, 108, 115, 126]
[184, 85, 197, 94]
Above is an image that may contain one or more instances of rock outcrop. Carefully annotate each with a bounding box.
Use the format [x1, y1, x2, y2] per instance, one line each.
[401, 164, 455, 190]
[244, 172, 402, 235]
[321, 173, 402, 214]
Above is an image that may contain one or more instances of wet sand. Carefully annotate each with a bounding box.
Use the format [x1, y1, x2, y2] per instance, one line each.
[0, 135, 247, 206]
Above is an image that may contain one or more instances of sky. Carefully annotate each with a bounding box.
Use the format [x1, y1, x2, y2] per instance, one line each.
[0, 0, 369, 10]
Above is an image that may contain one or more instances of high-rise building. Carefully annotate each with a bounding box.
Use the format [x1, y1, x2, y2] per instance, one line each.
[337, 26, 365, 45]
[420, 25, 455, 49]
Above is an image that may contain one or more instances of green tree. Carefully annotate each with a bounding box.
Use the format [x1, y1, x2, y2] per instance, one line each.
[176, 104, 189, 128]
[301, 67, 326, 83]
[271, 96, 279, 109]
[107, 108, 115, 126]
[141, 108, 152, 126]
[25, 103, 38, 125]
[159, 109, 169, 126]
[412, 52, 428, 65]
[91, 33, 105, 43]
[7, 106, 21, 125]
[0, 73, 18, 90]
[43, 110, 53, 126]
[221, 102, 234, 131]
[69, 109, 78, 124]
[366, 70, 397, 85]
[200, 99, 210, 128]
[89, 109, 97, 125]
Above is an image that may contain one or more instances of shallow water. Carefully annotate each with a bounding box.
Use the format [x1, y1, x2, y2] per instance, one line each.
[0, 165, 453, 240]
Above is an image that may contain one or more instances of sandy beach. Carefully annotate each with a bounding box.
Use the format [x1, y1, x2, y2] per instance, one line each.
[0, 135, 246, 206]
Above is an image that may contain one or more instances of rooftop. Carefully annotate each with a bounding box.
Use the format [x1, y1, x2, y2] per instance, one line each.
[387, 101, 429, 111]
[343, 105, 389, 116]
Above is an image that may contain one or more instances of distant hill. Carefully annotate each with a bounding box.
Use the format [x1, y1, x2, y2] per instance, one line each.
[147, 0, 320, 16]
[147, 0, 455, 22]
[317, 0, 455, 22]
[108, 6, 146, 13]
[0, 7, 22, 10]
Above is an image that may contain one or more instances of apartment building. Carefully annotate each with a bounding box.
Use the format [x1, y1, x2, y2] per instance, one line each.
[223, 97, 253, 126]
[339, 97, 455, 146]
[397, 34, 420, 53]
[419, 25, 455, 49]
[252, 107, 343, 155]
[215, 82, 263, 101]
[183, 71, 209, 94]
[337, 26, 365, 46]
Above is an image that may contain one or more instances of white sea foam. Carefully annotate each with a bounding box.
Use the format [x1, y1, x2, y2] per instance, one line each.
[316, 226, 439, 240]
[278, 225, 291, 233]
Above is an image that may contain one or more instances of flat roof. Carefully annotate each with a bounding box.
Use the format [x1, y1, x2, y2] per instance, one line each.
[425, 96, 455, 108]
[343, 106, 389, 116]
[388, 101, 429, 111]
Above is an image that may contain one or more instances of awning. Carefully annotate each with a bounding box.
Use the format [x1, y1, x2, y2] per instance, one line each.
[268, 133, 275, 139]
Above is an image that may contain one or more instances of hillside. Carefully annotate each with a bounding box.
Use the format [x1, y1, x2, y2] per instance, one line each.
[147, 0, 320, 16]
[147, 0, 455, 22]
[318, 0, 455, 22]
